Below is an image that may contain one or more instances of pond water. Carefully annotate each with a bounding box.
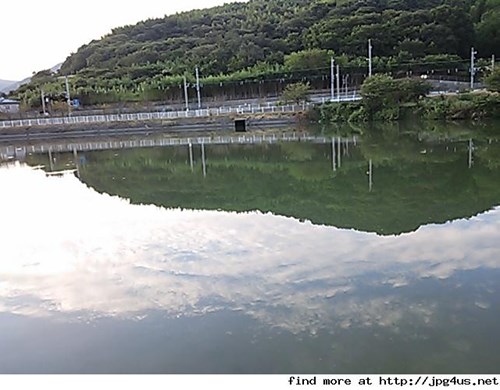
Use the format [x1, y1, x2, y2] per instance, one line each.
[1, 123, 500, 373]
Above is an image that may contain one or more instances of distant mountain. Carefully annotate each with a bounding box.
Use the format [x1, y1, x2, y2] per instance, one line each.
[0, 78, 31, 94]
[0, 63, 61, 94]
[0, 79, 17, 93]
[50, 63, 63, 74]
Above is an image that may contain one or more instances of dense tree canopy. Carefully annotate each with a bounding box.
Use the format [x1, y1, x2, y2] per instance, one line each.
[10, 0, 499, 107]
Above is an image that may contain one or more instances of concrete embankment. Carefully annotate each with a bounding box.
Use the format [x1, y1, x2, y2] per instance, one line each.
[0, 114, 299, 143]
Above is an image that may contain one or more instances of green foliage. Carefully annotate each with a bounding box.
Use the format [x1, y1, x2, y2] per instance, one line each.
[472, 0, 500, 55]
[281, 82, 311, 104]
[361, 75, 401, 120]
[8, 0, 499, 107]
[310, 101, 366, 124]
[419, 92, 500, 120]
[56, 1, 495, 83]
[484, 68, 500, 92]
[315, 77, 499, 123]
[284, 49, 333, 72]
[360, 75, 430, 121]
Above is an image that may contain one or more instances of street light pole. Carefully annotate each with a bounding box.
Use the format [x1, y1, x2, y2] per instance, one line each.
[65, 76, 71, 116]
[330, 57, 335, 101]
[336, 64, 340, 102]
[195, 67, 201, 109]
[368, 39, 373, 77]
[470, 47, 477, 90]
[183, 76, 189, 111]
[41, 89, 46, 115]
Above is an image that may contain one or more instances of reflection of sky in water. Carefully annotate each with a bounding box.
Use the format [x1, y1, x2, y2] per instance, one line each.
[1, 163, 499, 335]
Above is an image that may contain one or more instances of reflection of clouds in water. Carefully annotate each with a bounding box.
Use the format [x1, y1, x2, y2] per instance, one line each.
[0, 164, 499, 333]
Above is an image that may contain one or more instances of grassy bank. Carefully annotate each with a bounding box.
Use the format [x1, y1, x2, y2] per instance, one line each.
[310, 91, 500, 125]
[309, 72, 500, 125]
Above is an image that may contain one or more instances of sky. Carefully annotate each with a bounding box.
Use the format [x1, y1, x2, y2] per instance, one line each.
[1, 0, 246, 81]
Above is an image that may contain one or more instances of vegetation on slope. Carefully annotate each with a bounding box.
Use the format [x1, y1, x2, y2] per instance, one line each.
[9, 0, 500, 108]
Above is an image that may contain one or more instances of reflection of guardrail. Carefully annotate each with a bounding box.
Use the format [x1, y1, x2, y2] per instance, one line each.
[44, 169, 78, 176]
[0, 133, 356, 162]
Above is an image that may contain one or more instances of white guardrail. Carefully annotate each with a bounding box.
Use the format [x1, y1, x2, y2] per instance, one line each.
[0, 92, 363, 130]
[0, 103, 312, 129]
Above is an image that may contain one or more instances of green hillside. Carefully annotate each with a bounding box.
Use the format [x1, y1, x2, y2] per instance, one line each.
[11, 0, 500, 107]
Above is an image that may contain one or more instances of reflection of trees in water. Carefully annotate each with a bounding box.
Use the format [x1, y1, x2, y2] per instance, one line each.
[27, 125, 500, 235]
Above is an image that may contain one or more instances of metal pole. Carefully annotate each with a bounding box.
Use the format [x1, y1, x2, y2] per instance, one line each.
[188, 142, 194, 171]
[201, 142, 207, 177]
[73, 148, 80, 178]
[337, 137, 341, 168]
[41, 89, 46, 115]
[369, 159, 373, 192]
[330, 57, 335, 101]
[65, 76, 71, 117]
[336, 65, 340, 102]
[195, 67, 201, 109]
[470, 47, 477, 90]
[468, 139, 473, 168]
[183, 76, 189, 111]
[48, 149, 54, 171]
[368, 39, 373, 77]
[332, 137, 336, 172]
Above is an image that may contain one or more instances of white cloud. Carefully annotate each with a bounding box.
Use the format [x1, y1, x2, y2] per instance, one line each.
[0, 164, 499, 334]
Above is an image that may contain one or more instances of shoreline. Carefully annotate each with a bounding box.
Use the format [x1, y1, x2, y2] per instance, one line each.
[0, 114, 299, 143]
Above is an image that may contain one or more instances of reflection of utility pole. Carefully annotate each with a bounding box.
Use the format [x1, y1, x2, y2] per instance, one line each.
[492, 54, 495, 71]
[368, 159, 373, 192]
[332, 137, 337, 172]
[337, 138, 341, 168]
[48, 148, 54, 171]
[201, 142, 207, 178]
[188, 142, 194, 172]
[73, 148, 80, 178]
[468, 139, 473, 168]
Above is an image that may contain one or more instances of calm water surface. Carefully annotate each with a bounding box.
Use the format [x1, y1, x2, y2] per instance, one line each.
[1, 124, 499, 373]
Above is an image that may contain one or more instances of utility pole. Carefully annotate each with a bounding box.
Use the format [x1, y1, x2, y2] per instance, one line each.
[343, 74, 349, 97]
[65, 76, 71, 116]
[41, 89, 46, 115]
[336, 64, 340, 102]
[368, 39, 373, 77]
[183, 76, 189, 111]
[330, 57, 335, 101]
[195, 66, 201, 109]
[470, 47, 477, 90]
